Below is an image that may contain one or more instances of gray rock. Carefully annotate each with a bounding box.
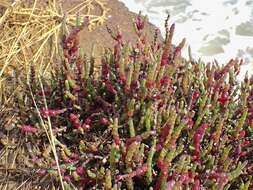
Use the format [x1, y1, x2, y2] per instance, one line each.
[236, 21, 253, 36]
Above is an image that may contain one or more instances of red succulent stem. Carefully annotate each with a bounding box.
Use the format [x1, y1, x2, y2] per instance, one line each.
[192, 178, 200, 190]
[154, 159, 169, 190]
[40, 108, 66, 117]
[69, 113, 82, 129]
[192, 123, 209, 161]
[116, 164, 148, 181]
[20, 125, 39, 134]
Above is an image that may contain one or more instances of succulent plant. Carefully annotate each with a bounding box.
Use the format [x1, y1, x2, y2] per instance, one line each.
[8, 12, 253, 189]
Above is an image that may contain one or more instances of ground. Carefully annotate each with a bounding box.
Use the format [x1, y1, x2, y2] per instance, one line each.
[61, 0, 163, 58]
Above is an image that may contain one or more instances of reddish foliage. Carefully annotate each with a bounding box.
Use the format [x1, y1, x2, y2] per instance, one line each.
[160, 76, 171, 86]
[238, 130, 246, 138]
[160, 50, 169, 66]
[76, 166, 85, 175]
[239, 151, 247, 157]
[63, 157, 75, 164]
[157, 125, 171, 151]
[13, 12, 253, 189]
[125, 135, 142, 151]
[160, 23, 175, 66]
[218, 91, 229, 105]
[166, 179, 175, 190]
[119, 73, 126, 84]
[99, 117, 109, 125]
[20, 125, 39, 134]
[243, 140, 251, 146]
[173, 47, 182, 58]
[114, 135, 121, 146]
[37, 89, 51, 96]
[192, 91, 200, 102]
[60, 168, 66, 174]
[146, 80, 155, 88]
[154, 160, 169, 190]
[63, 17, 89, 62]
[63, 175, 72, 182]
[70, 152, 79, 160]
[105, 80, 117, 95]
[36, 169, 47, 176]
[208, 171, 228, 182]
[192, 178, 200, 190]
[186, 117, 194, 129]
[178, 172, 192, 185]
[115, 30, 123, 43]
[234, 143, 242, 158]
[192, 124, 209, 161]
[84, 118, 92, 125]
[135, 12, 145, 31]
[101, 60, 109, 81]
[116, 164, 148, 181]
[80, 178, 96, 187]
[40, 108, 66, 117]
[69, 113, 82, 129]
[214, 59, 237, 80]
[208, 171, 228, 189]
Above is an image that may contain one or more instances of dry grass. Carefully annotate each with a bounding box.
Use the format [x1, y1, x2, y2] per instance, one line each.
[0, 0, 108, 79]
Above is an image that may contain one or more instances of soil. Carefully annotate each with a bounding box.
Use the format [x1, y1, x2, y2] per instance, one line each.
[61, 0, 163, 58]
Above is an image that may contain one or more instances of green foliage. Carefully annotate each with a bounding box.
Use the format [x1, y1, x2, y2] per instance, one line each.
[3, 13, 253, 189]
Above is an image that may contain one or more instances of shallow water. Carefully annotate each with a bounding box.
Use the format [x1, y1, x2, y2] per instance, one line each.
[119, 0, 253, 77]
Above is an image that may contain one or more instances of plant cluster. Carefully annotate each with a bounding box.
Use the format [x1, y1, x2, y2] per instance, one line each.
[3, 13, 253, 189]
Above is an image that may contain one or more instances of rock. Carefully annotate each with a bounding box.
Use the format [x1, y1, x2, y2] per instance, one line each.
[236, 21, 253, 37]
[198, 36, 230, 56]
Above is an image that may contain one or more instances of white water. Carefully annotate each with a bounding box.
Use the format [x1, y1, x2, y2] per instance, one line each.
[119, 0, 253, 77]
